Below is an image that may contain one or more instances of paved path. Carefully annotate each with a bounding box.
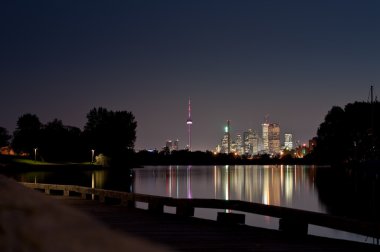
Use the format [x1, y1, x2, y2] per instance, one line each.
[54, 196, 379, 252]
[0, 175, 169, 252]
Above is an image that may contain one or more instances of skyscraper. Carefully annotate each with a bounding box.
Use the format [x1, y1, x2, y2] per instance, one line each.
[221, 132, 229, 154]
[236, 134, 243, 155]
[252, 131, 259, 155]
[268, 123, 280, 154]
[284, 133, 293, 150]
[243, 130, 252, 155]
[165, 140, 173, 151]
[165, 139, 179, 151]
[226, 120, 231, 154]
[244, 129, 259, 155]
[173, 139, 179, 151]
[186, 98, 193, 151]
[262, 122, 269, 153]
[221, 120, 231, 154]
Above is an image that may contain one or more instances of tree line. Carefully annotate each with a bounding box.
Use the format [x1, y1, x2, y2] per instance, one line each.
[312, 101, 380, 164]
[0, 107, 137, 165]
[1, 101, 379, 166]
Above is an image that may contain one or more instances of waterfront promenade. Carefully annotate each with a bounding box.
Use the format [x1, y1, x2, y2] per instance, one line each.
[0, 175, 169, 252]
[54, 196, 379, 251]
[1, 175, 379, 251]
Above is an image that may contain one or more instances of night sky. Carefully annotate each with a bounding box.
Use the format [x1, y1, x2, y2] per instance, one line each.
[1, 0, 379, 151]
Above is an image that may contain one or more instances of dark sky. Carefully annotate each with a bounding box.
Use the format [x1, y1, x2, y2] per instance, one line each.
[1, 0, 379, 151]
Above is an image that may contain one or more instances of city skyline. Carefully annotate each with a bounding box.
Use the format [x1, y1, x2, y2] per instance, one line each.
[1, 1, 379, 151]
[217, 119, 293, 156]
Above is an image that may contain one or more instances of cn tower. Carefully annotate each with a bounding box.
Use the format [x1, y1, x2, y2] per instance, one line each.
[186, 98, 193, 151]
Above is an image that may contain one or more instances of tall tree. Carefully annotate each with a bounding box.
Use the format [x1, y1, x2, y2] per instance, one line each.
[0, 127, 11, 147]
[39, 119, 85, 162]
[315, 106, 349, 163]
[40, 119, 66, 161]
[12, 114, 42, 155]
[83, 107, 137, 157]
[314, 102, 380, 164]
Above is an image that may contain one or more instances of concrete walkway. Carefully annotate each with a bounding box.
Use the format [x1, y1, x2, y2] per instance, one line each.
[1, 173, 379, 252]
[54, 196, 379, 252]
[0, 175, 170, 252]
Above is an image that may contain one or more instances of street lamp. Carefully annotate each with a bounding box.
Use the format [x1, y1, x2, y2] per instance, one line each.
[91, 149, 95, 163]
[34, 148, 37, 161]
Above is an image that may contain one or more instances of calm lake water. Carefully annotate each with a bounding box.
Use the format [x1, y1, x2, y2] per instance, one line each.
[8, 165, 380, 244]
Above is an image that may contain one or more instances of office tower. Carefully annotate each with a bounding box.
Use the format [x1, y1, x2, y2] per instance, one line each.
[230, 141, 237, 154]
[221, 133, 229, 154]
[186, 98, 193, 151]
[165, 140, 173, 151]
[284, 133, 293, 150]
[268, 123, 280, 154]
[227, 120, 231, 153]
[243, 130, 252, 155]
[236, 134, 243, 155]
[173, 139, 179, 151]
[262, 122, 269, 153]
[221, 120, 231, 154]
[215, 144, 221, 154]
[243, 129, 259, 155]
[258, 137, 264, 153]
[251, 131, 259, 155]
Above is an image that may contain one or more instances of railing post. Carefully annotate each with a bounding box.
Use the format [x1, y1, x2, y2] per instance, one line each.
[148, 201, 164, 214]
[279, 218, 308, 236]
[176, 205, 194, 217]
[99, 193, 105, 203]
[121, 195, 135, 208]
[64, 189, 70, 197]
[44, 188, 50, 195]
[217, 212, 245, 225]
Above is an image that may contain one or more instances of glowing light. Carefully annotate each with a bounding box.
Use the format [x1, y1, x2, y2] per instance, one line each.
[224, 126, 228, 133]
[186, 98, 192, 150]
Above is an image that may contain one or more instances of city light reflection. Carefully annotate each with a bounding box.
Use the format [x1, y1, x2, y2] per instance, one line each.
[132, 165, 321, 213]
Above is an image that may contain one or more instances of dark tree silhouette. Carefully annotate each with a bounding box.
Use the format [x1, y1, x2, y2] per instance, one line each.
[314, 102, 380, 164]
[83, 107, 137, 159]
[12, 114, 42, 155]
[315, 106, 349, 163]
[39, 119, 86, 162]
[0, 127, 11, 147]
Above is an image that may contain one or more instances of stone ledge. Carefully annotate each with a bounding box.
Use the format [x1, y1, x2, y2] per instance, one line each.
[0, 175, 170, 252]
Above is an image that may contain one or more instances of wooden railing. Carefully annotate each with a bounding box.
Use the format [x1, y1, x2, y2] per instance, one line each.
[21, 182, 380, 240]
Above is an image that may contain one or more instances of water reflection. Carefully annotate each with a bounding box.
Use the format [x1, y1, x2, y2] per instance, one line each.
[7, 165, 379, 244]
[12, 169, 133, 193]
[8, 165, 378, 220]
[133, 165, 322, 213]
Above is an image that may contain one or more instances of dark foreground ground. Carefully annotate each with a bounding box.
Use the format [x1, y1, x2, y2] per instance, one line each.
[54, 196, 379, 252]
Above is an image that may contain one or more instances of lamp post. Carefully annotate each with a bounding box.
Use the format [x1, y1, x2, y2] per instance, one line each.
[91, 149, 95, 163]
[34, 148, 37, 161]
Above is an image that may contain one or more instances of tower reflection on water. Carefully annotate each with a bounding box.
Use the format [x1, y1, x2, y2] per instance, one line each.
[132, 165, 320, 213]
[21, 165, 318, 212]
[17, 165, 376, 243]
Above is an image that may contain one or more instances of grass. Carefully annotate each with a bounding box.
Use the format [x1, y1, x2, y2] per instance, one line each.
[12, 159, 58, 166]
[11, 158, 97, 166]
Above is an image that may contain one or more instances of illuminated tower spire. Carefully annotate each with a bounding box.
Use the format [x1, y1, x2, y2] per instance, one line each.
[186, 98, 193, 151]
